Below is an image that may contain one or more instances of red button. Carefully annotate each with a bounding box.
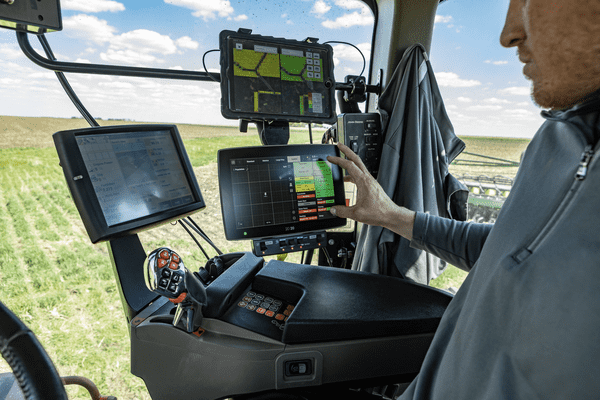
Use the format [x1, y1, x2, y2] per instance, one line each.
[157, 259, 168, 268]
[159, 250, 170, 259]
[283, 309, 291, 316]
[169, 261, 179, 270]
[171, 253, 180, 263]
[265, 310, 275, 317]
[275, 313, 285, 321]
[256, 307, 266, 314]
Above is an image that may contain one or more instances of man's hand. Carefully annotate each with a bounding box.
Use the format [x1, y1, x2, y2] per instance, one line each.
[327, 143, 416, 240]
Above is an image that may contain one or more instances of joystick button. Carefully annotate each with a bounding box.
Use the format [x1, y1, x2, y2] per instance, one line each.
[171, 253, 180, 263]
[168, 284, 178, 292]
[169, 261, 179, 270]
[159, 250, 170, 259]
[158, 259, 169, 268]
[159, 278, 169, 288]
[161, 269, 171, 278]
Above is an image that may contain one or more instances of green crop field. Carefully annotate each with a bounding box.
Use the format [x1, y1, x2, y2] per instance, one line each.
[0, 115, 530, 399]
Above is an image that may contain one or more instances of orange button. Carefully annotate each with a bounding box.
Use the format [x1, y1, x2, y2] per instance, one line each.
[265, 310, 275, 317]
[169, 292, 187, 304]
[275, 313, 285, 321]
[238, 301, 248, 308]
[157, 259, 168, 268]
[283, 309, 291, 316]
[171, 253, 180, 263]
[169, 261, 179, 270]
[286, 305, 295, 311]
[256, 307, 266, 314]
[159, 250, 170, 259]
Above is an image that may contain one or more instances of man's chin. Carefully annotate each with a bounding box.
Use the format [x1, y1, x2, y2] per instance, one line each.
[531, 83, 588, 110]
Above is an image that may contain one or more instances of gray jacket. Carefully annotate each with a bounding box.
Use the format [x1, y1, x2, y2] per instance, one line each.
[352, 44, 467, 284]
[400, 96, 600, 399]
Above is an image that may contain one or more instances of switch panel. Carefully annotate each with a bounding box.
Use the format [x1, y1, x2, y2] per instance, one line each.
[253, 232, 327, 256]
[336, 113, 383, 178]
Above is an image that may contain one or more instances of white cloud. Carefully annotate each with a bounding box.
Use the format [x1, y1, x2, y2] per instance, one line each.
[100, 48, 161, 64]
[331, 42, 371, 62]
[312, 0, 332, 16]
[322, 9, 373, 29]
[436, 72, 481, 88]
[111, 29, 178, 56]
[485, 60, 509, 65]
[176, 36, 199, 50]
[485, 97, 511, 104]
[435, 15, 453, 24]
[62, 0, 125, 13]
[164, 0, 234, 20]
[234, 14, 248, 21]
[281, 13, 288, 18]
[516, 101, 531, 107]
[457, 96, 472, 103]
[467, 105, 503, 111]
[63, 14, 117, 45]
[334, 0, 366, 10]
[0, 44, 23, 60]
[498, 86, 531, 96]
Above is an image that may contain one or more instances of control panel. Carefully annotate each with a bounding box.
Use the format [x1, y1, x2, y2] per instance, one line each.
[336, 113, 383, 178]
[252, 232, 327, 256]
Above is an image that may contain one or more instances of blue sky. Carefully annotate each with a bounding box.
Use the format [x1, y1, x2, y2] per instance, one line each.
[0, 0, 545, 138]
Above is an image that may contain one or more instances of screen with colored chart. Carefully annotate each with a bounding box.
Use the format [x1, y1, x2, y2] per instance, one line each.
[218, 145, 346, 241]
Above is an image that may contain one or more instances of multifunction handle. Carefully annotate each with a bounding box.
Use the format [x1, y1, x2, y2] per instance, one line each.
[144, 248, 207, 333]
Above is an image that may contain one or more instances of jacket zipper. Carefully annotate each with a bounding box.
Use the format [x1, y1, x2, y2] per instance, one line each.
[513, 143, 598, 263]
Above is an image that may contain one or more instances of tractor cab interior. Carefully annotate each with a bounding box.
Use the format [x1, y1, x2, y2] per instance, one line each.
[0, 1, 466, 399]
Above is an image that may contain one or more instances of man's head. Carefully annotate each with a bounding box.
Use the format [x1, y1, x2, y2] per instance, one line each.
[500, 0, 600, 109]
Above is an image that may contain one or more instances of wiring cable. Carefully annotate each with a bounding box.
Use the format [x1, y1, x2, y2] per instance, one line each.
[202, 49, 221, 83]
[185, 217, 223, 255]
[323, 40, 366, 77]
[178, 220, 211, 261]
[37, 34, 99, 127]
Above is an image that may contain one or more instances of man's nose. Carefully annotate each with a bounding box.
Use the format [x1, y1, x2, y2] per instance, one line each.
[500, 0, 526, 48]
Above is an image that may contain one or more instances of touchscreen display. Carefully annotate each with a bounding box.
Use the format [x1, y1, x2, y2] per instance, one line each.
[220, 30, 336, 124]
[76, 130, 195, 226]
[219, 145, 346, 240]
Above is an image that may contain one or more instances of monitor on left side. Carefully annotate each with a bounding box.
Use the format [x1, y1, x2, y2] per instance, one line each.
[53, 124, 205, 243]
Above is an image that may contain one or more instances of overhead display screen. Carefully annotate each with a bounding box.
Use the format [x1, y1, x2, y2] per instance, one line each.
[219, 30, 336, 124]
[76, 131, 195, 226]
[218, 145, 346, 241]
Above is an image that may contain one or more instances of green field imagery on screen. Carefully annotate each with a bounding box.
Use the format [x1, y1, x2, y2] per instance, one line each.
[231, 41, 326, 116]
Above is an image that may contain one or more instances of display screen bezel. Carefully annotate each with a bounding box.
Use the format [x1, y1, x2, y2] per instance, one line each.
[218, 144, 346, 241]
[53, 124, 205, 243]
[219, 30, 337, 124]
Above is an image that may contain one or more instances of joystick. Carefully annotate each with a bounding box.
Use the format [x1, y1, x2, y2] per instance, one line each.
[144, 248, 207, 333]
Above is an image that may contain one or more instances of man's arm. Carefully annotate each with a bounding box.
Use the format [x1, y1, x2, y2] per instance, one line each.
[327, 142, 492, 271]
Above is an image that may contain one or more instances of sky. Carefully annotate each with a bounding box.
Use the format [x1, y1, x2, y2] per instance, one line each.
[0, 0, 546, 138]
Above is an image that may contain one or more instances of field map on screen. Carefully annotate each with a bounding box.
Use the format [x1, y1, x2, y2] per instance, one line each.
[229, 154, 336, 235]
[228, 38, 330, 118]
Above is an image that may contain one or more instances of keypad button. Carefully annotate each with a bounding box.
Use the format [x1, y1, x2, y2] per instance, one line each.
[284, 309, 292, 316]
[238, 301, 248, 308]
[168, 284, 177, 292]
[159, 278, 168, 288]
[273, 300, 282, 306]
[261, 302, 270, 308]
[171, 275, 181, 283]
[264, 297, 274, 303]
[247, 292, 256, 297]
[269, 305, 279, 312]
[256, 307, 266, 314]
[161, 269, 171, 277]
[265, 310, 275, 317]
[275, 314, 285, 321]
[243, 296, 252, 302]
[246, 304, 257, 311]
[251, 299, 260, 306]
[255, 294, 265, 300]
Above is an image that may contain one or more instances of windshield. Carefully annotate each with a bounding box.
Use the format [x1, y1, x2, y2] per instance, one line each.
[0, 0, 374, 126]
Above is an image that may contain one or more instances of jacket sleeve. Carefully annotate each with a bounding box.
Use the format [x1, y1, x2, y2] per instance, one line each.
[409, 212, 492, 272]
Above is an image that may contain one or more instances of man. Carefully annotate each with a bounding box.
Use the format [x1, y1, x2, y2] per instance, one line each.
[327, 0, 600, 398]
